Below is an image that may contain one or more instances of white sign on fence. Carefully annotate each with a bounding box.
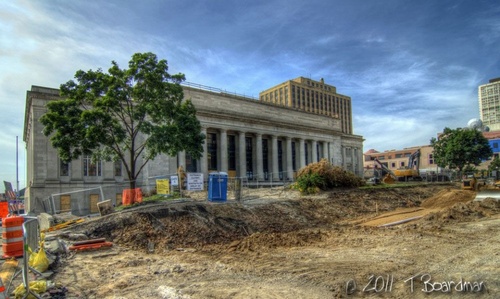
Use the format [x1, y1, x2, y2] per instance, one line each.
[170, 175, 179, 186]
[187, 173, 204, 191]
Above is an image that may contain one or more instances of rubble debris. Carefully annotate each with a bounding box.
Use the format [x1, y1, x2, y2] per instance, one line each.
[97, 199, 114, 216]
[69, 239, 113, 252]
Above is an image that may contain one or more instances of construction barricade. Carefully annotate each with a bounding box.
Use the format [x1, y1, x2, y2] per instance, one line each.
[122, 188, 143, 206]
[0, 202, 8, 219]
[2, 215, 24, 258]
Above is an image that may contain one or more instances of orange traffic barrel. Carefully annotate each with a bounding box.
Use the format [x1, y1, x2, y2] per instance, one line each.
[0, 202, 8, 219]
[134, 188, 143, 203]
[122, 189, 134, 206]
[122, 188, 143, 205]
[2, 215, 24, 258]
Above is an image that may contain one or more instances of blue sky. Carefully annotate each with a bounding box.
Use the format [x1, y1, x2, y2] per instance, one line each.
[1, 0, 499, 190]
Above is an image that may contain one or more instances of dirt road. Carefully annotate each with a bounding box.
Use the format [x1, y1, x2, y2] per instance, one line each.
[45, 183, 500, 298]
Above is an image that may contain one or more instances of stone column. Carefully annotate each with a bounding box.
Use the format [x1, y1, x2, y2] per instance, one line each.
[342, 146, 347, 169]
[271, 135, 279, 181]
[299, 138, 306, 169]
[256, 133, 263, 180]
[238, 131, 246, 178]
[323, 141, 329, 162]
[220, 129, 228, 172]
[312, 140, 318, 163]
[178, 151, 186, 171]
[286, 137, 293, 180]
[200, 127, 208, 176]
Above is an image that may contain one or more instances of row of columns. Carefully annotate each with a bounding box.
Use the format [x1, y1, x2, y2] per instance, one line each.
[181, 128, 334, 180]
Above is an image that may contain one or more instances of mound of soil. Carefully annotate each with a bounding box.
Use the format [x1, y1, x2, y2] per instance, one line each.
[421, 198, 500, 224]
[420, 188, 476, 209]
[62, 184, 451, 252]
[360, 186, 500, 228]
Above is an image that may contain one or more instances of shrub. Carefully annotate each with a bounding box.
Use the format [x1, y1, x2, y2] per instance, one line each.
[294, 172, 325, 195]
[295, 159, 363, 194]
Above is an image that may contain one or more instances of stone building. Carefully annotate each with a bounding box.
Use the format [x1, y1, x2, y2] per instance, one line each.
[479, 78, 500, 131]
[23, 81, 364, 215]
[259, 77, 353, 134]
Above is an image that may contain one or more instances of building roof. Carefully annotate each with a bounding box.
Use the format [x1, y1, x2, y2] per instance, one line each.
[364, 149, 379, 154]
[483, 131, 500, 140]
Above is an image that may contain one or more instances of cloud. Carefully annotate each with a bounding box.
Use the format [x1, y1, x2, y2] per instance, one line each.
[1, 0, 499, 188]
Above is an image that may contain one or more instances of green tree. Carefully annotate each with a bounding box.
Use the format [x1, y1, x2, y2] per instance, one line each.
[462, 164, 477, 174]
[487, 156, 500, 173]
[40, 52, 205, 189]
[430, 127, 492, 172]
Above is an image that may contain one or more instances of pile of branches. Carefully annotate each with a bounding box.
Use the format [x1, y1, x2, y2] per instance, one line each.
[294, 159, 364, 194]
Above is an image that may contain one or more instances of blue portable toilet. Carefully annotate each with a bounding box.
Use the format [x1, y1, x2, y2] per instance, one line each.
[208, 172, 228, 202]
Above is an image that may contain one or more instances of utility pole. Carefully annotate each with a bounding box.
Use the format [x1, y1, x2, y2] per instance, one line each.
[16, 136, 19, 194]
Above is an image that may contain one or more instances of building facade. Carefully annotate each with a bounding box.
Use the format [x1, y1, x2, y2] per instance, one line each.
[24, 82, 364, 215]
[259, 77, 353, 134]
[479, 78, 500, 131]
[363, 145, 439, 178]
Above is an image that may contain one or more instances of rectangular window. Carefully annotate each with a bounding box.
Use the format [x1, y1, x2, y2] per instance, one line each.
[305, 143, 309, 165]
[245, 137, 253, 179]
[395, 154, 402, 158]
[346, 148, 352, 158]
[116, 193, 122, 206]
[60, 159, 70, 176]
[278, 140, 283, 179]
[114, 161, 122, 177]
[262, 139, 269, 175]
[84, 155, 101, 176]
[494, 143, 499, 149]
[186, 153, 197, 172]
[292, 141, 296, 171]
[207, 133, 217, 170]
[228, 135, 236, 171]
[391, 162, 396, 168]
[400, 162, 405, 167]
[316, 143, 320, 162]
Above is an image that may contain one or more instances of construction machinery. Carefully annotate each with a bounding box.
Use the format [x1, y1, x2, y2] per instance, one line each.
[373, 149, 422, 183]
[461, 175, 477, 190]
[393, 149, 422, 181]
[373, 159, 397, 184]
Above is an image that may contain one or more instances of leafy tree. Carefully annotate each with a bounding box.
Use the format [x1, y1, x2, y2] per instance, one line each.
[430, 127, 492, 172]
[462, 164, 477, 174]
[487, 156, 500, 173]
[40, 52, 205, 189]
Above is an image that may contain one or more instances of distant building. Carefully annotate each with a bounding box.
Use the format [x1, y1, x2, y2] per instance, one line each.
[483, 131, 500, 159]
[363, 145, 440, 178]
[259, 77, 353, 135]
[479, 77, 500, 131]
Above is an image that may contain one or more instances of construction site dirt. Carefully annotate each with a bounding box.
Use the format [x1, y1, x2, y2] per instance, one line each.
[46, 183, 500, 299]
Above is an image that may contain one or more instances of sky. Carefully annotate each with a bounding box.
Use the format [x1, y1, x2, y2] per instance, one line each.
[1, 0, 499, 190]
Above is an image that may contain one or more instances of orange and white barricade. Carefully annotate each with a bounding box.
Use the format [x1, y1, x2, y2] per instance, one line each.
[2, 215, 24, 258]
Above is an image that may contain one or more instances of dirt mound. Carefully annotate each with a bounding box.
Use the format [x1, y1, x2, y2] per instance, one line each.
[421, 198, 500, 224]
[61, 184, 457, 252]
[420, 188, 476, 209]
[356, 188, 492, 227]
[226, 229, 326, 252]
